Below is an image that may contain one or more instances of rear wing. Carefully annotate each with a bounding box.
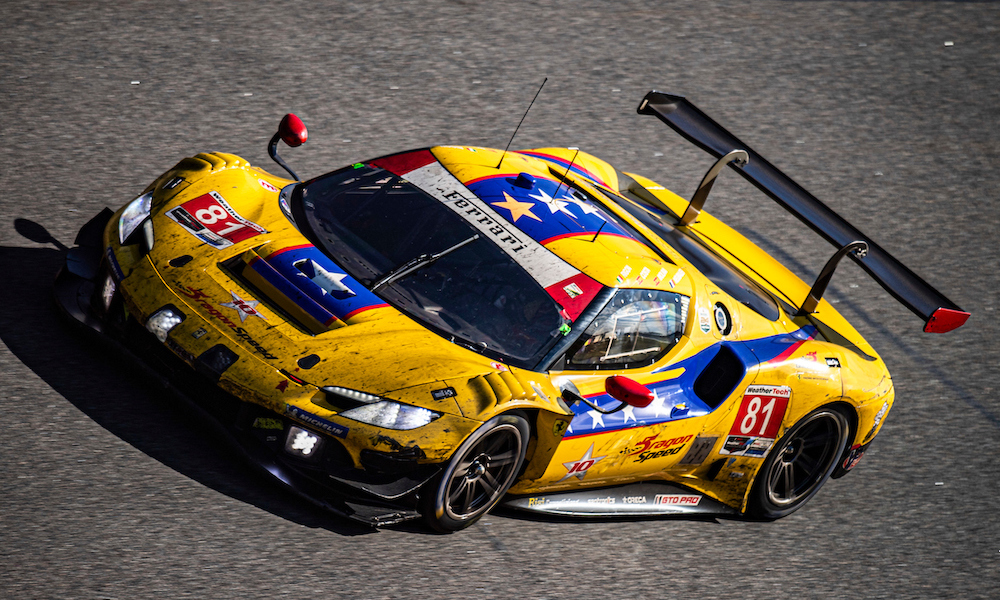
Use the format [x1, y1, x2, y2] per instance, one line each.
[637, 91, 969, 333]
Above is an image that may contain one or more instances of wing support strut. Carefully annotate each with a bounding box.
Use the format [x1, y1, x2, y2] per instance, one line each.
[679, 149, 749, 226]
[637, 90, 969, 333]
[796, 241, 868, 317]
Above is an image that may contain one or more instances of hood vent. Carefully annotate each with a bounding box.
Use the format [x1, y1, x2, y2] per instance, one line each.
[220, 250, 342, 336]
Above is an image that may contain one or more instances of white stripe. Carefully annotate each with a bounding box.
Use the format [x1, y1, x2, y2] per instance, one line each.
[404, 162, 580, 288]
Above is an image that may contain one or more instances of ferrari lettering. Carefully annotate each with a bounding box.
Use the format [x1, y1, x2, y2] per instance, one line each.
[448, 193, 528, 253]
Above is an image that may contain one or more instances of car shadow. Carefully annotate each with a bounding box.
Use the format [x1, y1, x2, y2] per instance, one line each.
[4, 218, 764, 536]
[2, 219, 376, 536]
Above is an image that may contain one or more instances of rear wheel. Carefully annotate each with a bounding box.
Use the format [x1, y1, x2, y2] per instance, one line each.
[747, 406, 849, 520]
[422, 413, 529, 532]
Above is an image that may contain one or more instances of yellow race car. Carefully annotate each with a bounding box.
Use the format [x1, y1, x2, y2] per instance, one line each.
[55, 92, 969, 532]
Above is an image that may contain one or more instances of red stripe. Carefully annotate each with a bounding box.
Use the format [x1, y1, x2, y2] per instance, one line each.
[265, 243, 314, 258]
[767, 338, 811, 364]
[516, 151, 609, 188]
[343, 303, 390, 320]
[539, 230, 635, 246]
[371, 149, 436, 175]
[545, 272, 603, 321]
[462, 173, 513, 187]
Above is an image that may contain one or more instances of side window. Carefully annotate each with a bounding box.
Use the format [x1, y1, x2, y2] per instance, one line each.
[565, 289, 689, 370]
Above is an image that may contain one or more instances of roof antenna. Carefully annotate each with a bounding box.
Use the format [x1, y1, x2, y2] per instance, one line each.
[590, 219, 606, 242]
[496, 77, 547, 169]
[552, 146, 580, 198]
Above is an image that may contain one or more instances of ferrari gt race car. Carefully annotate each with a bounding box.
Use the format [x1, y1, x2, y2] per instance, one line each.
[55, 91, 969, 532]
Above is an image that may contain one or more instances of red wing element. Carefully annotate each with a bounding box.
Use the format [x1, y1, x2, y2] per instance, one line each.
[924, 308, 971, 333]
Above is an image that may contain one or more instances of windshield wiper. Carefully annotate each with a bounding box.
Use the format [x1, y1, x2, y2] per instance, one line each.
[370, 234, 480, 292]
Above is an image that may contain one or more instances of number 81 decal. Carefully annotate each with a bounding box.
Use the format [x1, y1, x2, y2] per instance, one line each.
[166, 191, 266, 249]
[720, 385, 791, 457]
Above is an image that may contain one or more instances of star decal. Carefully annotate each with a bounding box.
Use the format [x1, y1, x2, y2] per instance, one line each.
[294, 258, 355, 298]
[220, 290, 266, 322]
[588, 409, 605, 429]
[621, 403, 637, 425]
[563, 193, 603, 216]
[560, 444, 607, 481]
[648, 388, 668, 418]
[491, 191, 542, 223]
[529, 188, 575, 217]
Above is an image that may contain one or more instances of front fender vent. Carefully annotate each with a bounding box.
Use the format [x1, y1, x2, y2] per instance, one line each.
[693, 344, 744, 409]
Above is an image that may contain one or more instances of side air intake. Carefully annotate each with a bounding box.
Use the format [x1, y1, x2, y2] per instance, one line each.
[693, 345, 745, 409]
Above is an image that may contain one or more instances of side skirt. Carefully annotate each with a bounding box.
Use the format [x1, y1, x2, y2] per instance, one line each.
[502, 481, 737, 518]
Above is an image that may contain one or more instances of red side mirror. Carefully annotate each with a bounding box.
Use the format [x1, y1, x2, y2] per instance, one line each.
[605, 376, 654, 408]
[278, 114, 308, 148]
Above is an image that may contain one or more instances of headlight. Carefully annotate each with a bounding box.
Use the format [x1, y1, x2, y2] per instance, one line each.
[284, 426, 322, 459]
[338, 399, 440, 430]
[119, 192, 153, 244]
[146, 306, 185, 342]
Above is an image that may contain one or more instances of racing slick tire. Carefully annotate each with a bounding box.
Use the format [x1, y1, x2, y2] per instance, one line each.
[421, 413, 530, 532]
[747, 406, 850, 520]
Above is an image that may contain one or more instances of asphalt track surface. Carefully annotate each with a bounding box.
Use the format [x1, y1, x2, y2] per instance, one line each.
[2, 1, 999, 598]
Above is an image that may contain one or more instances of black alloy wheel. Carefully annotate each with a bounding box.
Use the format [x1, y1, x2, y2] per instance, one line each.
[747, 406, 850, 520]
[422, 413, 529, 532]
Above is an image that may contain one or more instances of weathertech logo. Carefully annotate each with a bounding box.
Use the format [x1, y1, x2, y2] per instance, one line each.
[653, 494, 701, 506]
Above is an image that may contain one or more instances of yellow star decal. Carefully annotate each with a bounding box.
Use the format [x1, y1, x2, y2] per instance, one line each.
[491, 191, 542, 223]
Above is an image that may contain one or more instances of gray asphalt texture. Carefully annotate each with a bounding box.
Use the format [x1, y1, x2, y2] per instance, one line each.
[2, 1, 999, 598]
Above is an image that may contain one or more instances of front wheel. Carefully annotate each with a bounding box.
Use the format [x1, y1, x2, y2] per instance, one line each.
[421, 413, 529, 532]
[747, 406, 850, 520]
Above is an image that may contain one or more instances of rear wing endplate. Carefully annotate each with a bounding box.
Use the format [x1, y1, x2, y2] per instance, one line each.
[637, 91, 969, 333]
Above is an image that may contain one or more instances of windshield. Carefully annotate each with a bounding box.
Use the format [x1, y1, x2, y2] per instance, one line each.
[565, 288, 689, 370]
[292, 163, 567, 365]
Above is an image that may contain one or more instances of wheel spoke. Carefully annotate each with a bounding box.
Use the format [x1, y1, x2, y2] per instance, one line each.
[449, 475, 470, 500]
[477, 434, 500, 455]
[801, 433, 833, 450]
[458, 480, 475, 514]
[797, 452, 819, 475]
[781, 463, 795, 498]
[490, 449, 518, 466]
[480, 470, 500, 496]
[769, 460, 787, 496]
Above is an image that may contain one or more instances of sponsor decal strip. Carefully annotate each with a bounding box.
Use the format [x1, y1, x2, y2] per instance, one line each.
[402, 161, 602, 319]
[165, 191, 266, 249]
[176, 285, 278, 359]
[285, 404, 349, 439]
[563, 335, 810, 439]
